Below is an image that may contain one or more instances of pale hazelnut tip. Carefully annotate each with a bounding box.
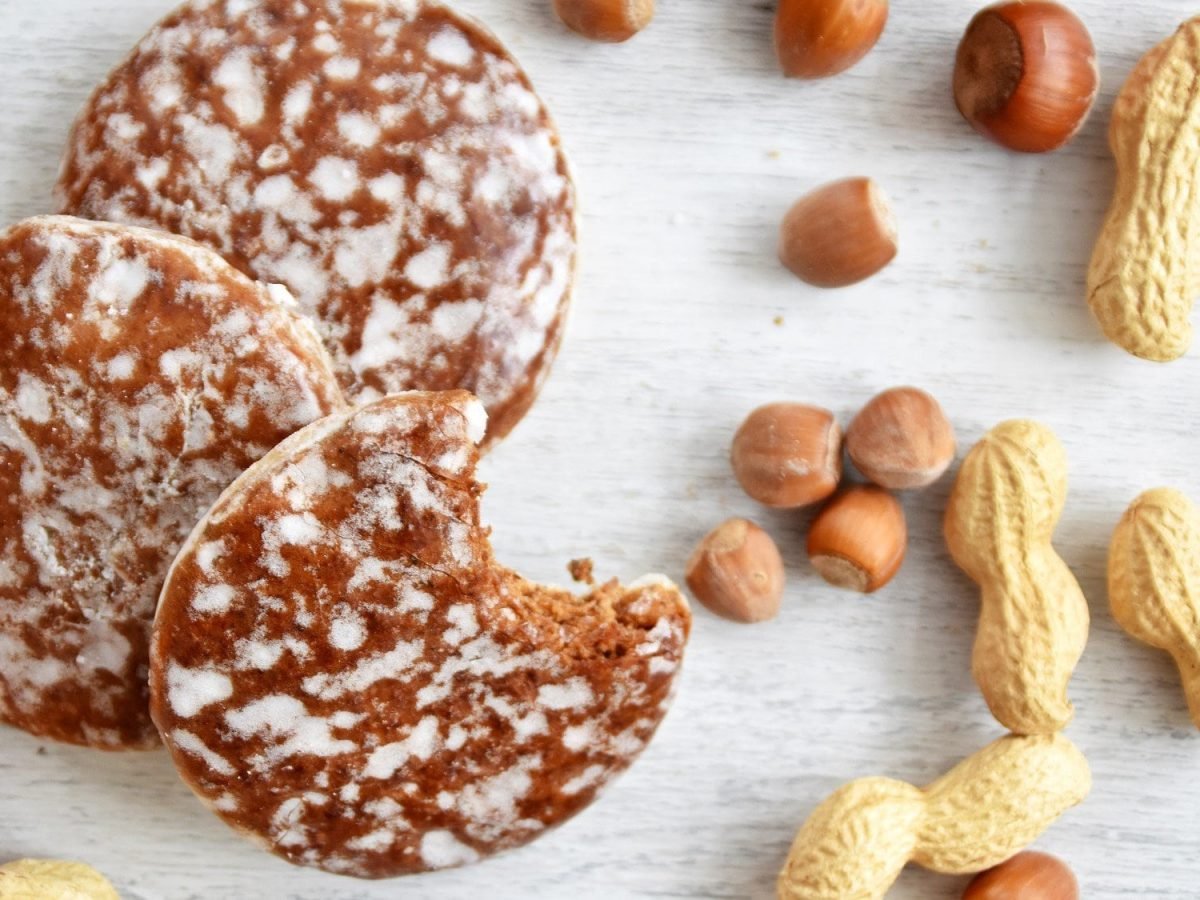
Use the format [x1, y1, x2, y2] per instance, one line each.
[810, 555, 872, 593]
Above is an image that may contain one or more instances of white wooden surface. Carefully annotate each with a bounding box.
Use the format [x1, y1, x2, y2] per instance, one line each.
[2, 0, 1198, 897]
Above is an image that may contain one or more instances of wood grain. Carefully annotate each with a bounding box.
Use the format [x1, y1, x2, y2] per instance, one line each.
[2, 0, 1199, 897]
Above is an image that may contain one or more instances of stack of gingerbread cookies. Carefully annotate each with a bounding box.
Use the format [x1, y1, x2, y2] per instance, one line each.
[0, 0, 690, 878]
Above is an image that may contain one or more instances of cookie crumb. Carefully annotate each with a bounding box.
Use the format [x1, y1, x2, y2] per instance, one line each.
[773, 315, 785, 327]
[568, 558, 595, 585]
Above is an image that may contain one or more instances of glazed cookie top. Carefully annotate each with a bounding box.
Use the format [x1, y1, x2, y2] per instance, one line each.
[151, 392, 690, 878]
[0, 215, 345, 750]
[57, 0, 577, 445]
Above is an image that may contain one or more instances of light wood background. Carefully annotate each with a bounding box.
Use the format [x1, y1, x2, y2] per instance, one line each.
[2, 0, 1198, 897]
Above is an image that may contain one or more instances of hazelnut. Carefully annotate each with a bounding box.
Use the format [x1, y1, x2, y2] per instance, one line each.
[963, 851, 1079, 900]
[685, 518, 785, 623]
[807, 485, 906, 593]
[775, 0, 889, 79]
[731, 403, 842, 509]
[553, 0, 653, 42]
[779, 178, 898, 288]
[845, 386, 956, 490]
[953, 1, 1098, 153]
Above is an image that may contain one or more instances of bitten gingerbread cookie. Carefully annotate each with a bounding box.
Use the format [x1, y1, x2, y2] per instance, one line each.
[57, 0, 577, 445]
[0, 216, 345, 750]
[150, 392, 690, 878]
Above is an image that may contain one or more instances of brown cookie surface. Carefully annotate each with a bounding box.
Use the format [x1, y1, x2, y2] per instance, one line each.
[0, 215, 346, 750]
[57, 0, 577, 445]
[150, 392, 690, 878]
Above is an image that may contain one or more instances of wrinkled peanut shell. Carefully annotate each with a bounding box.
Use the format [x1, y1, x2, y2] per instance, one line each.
[777, 733, 1091, 900]
[1109, 487, 1200, 727]
[1087, 17, 1200, 361]
[944, 420, 1089, 734]
[0, 859, 118, 900]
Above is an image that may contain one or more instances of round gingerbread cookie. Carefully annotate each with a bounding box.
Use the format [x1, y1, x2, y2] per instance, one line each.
[0, 215, 346, 750]
[56, 0, 577, 445]
[150, 391, 690, 878]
